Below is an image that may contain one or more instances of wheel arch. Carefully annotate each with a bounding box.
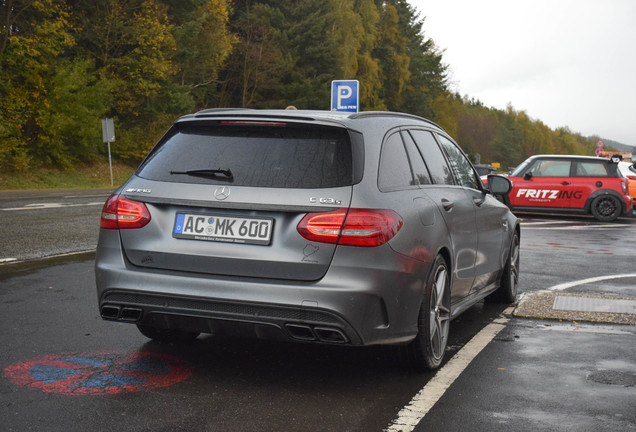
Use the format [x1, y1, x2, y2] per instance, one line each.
[437, 246, 452, 278]
[411, 246, 452, 315]
[584, 189, 628, 215]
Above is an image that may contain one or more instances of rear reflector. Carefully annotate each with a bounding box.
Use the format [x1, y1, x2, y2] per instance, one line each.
[100, 194, 151, 229]
[297, 208, 403, 247]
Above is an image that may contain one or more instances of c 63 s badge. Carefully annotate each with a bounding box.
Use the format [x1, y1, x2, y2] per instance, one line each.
[310, 197, 342, 205]
[126, 188, 152, 194]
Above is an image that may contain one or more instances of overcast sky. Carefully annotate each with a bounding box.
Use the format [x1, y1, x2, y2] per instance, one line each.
[409, 0, 636, 146]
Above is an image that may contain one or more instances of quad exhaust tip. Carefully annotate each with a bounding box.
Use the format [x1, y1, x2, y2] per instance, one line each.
[100, 304, 121, 320]
[314, 327, 348, 344]
[100, 304, 143, 322]
[285, 323, 348, 344]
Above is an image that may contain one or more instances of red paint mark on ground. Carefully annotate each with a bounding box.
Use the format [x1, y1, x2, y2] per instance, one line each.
[3, 351, 193, 395]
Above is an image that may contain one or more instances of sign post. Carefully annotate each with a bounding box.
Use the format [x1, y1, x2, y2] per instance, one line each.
[101, 118, 115, 186]
[331, 80, 359, 112]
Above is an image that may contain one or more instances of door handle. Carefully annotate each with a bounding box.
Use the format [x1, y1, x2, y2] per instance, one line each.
[441, 199, 454, 212]
[561, 181, 571, 185]
[473, 196, 485, 207]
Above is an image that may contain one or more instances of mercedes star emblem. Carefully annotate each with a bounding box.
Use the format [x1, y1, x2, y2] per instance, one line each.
[214, 186, 230, 200]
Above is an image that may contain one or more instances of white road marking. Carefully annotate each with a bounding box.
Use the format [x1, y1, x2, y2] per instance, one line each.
[534, 322, 633, 335]
[0, 250, 95, 265]
[0, 202, 104, 211]
[520, 220, 574, 226]
[522, 224, 625, 230]
[548, 273, 636, 291]
[0, 258, 18, 263]
[386, 311, 512, 432]
[63, 194, 110, 199]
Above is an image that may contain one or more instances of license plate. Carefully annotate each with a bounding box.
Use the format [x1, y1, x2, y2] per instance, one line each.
[173, 213, 273, 245]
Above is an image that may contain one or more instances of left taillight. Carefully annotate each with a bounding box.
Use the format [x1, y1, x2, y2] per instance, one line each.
[297, 208, 403, 247]
[100, 194, 151, 229]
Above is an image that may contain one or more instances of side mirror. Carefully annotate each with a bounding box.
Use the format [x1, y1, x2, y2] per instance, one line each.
[523, 172, 533, 181]
[487, 174, 513, 195]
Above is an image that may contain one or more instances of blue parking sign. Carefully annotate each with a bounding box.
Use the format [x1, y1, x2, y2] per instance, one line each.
[331, 80, 359, 112]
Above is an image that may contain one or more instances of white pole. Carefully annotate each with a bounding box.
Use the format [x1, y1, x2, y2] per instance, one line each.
[107, 141, 113, 187]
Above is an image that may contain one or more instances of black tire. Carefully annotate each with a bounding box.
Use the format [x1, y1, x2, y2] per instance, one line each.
[489, 231, 519, 303]
[590, 194, 621, 222]
[136, 324, 199, 343]
[403, 255, 451, 371]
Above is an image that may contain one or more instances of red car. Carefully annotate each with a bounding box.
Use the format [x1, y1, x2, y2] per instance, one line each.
[505, 155, 632, 222]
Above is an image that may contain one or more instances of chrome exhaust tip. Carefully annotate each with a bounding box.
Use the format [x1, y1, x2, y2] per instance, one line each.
[100, 304, 121, 320]
[285, 323, 316, 341]
[120, 307, 143, 322]
[314, 327, 348, 344]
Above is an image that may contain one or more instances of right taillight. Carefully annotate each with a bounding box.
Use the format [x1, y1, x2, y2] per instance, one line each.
[297, 208, 403, 247]
[621, 180, 629, 195]
[100, 194, 151, 229]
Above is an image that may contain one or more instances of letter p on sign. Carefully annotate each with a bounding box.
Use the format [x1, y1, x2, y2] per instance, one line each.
[331, 80, 359, 112]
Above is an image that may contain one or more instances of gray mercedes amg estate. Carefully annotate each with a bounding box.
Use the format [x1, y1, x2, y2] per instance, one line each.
[95, 109, 519, 370]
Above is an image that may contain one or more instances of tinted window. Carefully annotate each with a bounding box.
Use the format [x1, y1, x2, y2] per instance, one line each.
[436, 134, 479, 189]
[574, 161, 609, 177]
[402, 132, 432, 185]
[528, 160, 571, 177]
[378, 133, 416, 192]
[409, 130, 454, 185]
[136, 124, 353, 188]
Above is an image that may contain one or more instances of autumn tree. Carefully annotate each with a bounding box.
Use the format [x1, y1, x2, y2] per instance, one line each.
[0, 0, 78, 169]
[217, 1, 288, 107]
[374, 0, 410, 110]
[165, 0, 236, 109]
[388, 0, 447, 118]
[353, 0, 384, 110]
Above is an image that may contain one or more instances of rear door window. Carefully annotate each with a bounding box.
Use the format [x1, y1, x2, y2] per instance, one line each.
[401, 132, 432, 185]
[378, 132, 417, 191]
[436, 134, 480, 190]
[409, 130, 454, 185]
[136, 123, 353, 189]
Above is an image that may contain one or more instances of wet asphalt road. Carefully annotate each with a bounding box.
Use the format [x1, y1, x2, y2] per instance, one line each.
[0, 190, 635, 431]
[0, 188, 113, 261]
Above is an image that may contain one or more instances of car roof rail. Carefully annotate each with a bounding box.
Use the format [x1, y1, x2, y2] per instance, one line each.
[349, 111, 442, 129]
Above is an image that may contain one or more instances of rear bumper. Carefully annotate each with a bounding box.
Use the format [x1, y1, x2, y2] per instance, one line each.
[99, 289, 357, 344]
[95, 230, 429, 347]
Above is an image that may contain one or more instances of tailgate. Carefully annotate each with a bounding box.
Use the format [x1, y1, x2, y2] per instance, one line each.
[120, 183, 352, 281]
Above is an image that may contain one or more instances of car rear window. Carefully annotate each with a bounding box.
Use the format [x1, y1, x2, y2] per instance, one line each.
[136, 123, 354, 188]
[573, 161, 609, 177]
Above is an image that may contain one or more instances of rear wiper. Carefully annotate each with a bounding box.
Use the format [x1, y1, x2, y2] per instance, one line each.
[170, 169, 233, 181]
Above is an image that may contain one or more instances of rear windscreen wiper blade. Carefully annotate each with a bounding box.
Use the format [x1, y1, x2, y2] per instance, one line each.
[170, 169, 233, 181]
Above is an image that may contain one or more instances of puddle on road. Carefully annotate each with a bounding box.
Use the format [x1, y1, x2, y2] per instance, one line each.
[587, 370, 636, 387]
